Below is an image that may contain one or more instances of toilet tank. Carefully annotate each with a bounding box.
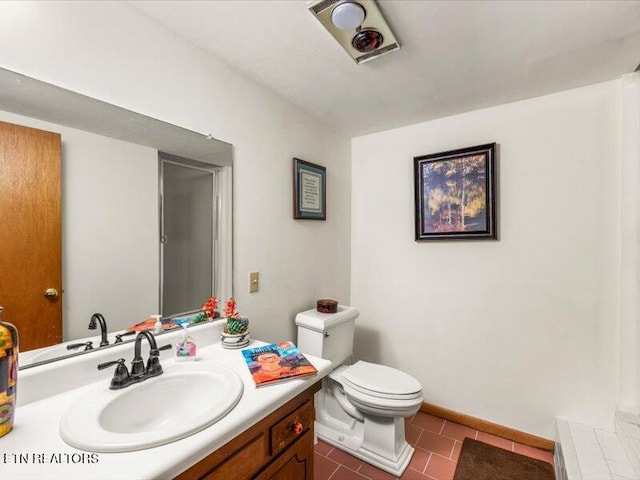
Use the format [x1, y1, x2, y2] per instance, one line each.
[295, 305, 359, 366]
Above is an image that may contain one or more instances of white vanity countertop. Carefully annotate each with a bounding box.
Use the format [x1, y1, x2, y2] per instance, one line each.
[3, 338, 331, 479]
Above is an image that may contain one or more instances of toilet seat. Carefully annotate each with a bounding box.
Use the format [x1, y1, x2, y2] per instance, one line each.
[344, 386, 422, 410]
[342, 378, 424, 401]
[337, 361, 424, 417]
[342, 361, 422, 399]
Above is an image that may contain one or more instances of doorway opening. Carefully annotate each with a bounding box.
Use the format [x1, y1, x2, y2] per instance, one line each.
[159, 155, 219, 315]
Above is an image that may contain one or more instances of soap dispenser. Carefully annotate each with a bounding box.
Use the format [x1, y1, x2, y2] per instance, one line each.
[152, 315, 163, 334]
[176, 322, 196, 361]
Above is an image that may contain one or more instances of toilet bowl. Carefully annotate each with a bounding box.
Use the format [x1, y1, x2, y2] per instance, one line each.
[295, 306, 424, 476]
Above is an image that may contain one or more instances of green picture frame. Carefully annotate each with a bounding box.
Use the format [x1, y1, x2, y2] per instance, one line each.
[293, 158, 326, 220]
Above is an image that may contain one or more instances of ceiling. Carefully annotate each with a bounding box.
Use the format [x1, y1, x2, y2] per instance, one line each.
[129, 1, 640, 137]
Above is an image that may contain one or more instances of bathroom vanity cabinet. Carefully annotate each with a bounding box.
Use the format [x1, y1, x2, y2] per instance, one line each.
[176, 380, 321, 480]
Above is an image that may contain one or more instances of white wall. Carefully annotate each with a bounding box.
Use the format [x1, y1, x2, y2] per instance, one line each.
[0, 109, 158, 340]
[0, 2, 351, 343]
[351, 81, 621, 438]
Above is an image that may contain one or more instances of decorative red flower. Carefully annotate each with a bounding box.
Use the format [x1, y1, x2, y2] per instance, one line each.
[224, 298, 239, 318]
[201, 297, 219, 318]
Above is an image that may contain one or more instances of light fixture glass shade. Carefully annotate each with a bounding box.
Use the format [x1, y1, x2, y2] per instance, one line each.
[351, 29, 384, 53]
[331, 2, 366, 30]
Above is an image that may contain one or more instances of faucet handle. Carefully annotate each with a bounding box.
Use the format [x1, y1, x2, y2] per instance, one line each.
[67, 341, 93, 351]
[156, 343, 172, 353]
[98, 358, 131, 390]
[146, 343, 172, 377]
[148, 343, 172, 358]
[97, 358, 125, 370]
[114, 330, 136, 343]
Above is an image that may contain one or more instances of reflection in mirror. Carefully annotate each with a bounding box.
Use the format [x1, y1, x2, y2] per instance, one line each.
[0, 68, 233, 368]
[160, 154, 219, 315]
[19, 309, 212, 369]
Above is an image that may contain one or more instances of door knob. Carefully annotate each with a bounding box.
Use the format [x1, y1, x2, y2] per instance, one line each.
[44, 288, 59, 299]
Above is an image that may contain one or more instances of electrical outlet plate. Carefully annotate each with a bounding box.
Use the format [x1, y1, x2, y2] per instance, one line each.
[249, 272, 259, 293]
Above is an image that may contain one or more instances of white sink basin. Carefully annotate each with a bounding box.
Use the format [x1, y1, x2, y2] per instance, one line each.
[59, 363, 243, 452]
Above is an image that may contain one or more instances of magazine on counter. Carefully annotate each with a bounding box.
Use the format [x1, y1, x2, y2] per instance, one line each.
[241, 341, 318, 387]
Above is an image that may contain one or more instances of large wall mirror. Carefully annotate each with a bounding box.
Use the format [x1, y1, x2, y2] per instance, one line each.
[0, 68, 233, 369]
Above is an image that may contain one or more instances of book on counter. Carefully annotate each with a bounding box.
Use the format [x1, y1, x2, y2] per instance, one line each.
[241, 341, 318, 387]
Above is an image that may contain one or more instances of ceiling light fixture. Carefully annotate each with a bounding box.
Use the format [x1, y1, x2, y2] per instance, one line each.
[331, 2, 366, 31]
[309, 0, 400, 64]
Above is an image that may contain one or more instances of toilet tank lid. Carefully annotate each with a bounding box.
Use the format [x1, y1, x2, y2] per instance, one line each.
[295, 305, 359, 333]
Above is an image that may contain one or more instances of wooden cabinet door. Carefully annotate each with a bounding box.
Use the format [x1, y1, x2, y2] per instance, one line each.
[0, 120, 62, 351]
[255, 432, 314, 480]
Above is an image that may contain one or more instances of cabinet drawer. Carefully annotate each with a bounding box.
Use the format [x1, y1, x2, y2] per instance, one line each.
[270, 400, 313, 456]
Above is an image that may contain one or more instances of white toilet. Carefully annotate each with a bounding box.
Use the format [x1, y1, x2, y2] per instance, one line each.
[295, 305, 423, 476]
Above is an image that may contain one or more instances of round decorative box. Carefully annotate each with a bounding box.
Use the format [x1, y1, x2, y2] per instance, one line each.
[316, 299, 338, 314]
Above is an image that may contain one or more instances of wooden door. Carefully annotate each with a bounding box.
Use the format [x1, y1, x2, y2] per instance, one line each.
[0, 120, 62, 351]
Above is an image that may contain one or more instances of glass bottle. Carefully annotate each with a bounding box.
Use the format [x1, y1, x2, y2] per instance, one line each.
[0, 306, 18, 438]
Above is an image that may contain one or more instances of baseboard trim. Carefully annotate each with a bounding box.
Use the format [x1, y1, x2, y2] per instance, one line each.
[419, 403, 555, 451]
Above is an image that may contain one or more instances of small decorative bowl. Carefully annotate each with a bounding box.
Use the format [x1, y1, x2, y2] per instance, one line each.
[220, 330, 250, 349]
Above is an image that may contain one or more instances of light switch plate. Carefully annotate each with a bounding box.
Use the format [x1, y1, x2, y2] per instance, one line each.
[249, 272, 259, 293]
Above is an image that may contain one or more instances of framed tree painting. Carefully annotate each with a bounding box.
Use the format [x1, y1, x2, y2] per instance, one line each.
[293, 158, 326, 220]
[414, 143, 497, 241]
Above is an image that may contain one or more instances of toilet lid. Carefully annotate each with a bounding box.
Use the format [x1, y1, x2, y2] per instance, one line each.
[342, 361, 422, 398]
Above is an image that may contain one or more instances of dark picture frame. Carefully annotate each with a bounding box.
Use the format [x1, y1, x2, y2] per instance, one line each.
[293, 158, 326, 220]
[414, 143, 497, 241]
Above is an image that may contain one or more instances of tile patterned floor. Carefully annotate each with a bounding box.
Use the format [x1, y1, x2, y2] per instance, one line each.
[314, 411, 555, 480]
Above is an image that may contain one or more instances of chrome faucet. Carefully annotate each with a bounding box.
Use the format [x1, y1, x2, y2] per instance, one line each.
[88, 313, 109, 347]
[98, 330, 171, 390]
